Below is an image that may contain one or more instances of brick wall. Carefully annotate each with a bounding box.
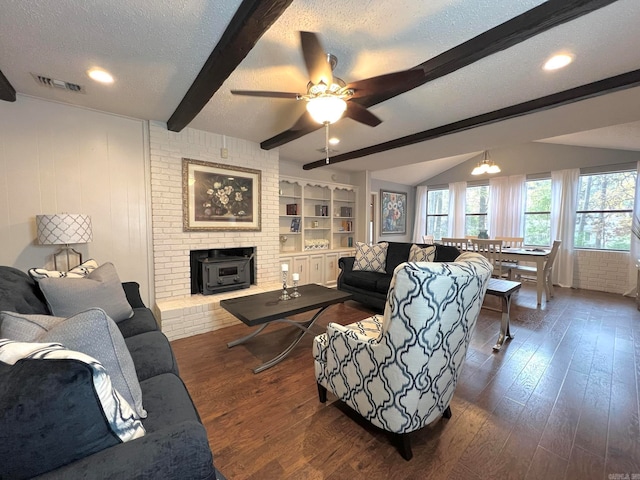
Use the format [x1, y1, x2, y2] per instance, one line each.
[573, 249, 631, 294]
[148, 122, 280, 340]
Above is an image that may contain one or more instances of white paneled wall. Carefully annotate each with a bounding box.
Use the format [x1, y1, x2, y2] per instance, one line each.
[148, 122, 281, 340]
[0, 96, 152, 303]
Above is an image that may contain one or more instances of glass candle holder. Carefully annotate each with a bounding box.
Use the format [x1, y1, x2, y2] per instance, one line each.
[279, 267, 291, 301]
[291, 273, 301, 298]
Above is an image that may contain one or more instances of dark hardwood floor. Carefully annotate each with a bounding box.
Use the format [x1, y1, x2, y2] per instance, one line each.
[171, 283, 640, 480]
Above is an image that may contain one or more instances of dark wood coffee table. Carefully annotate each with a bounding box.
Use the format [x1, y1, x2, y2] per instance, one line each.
[220, 284, 352, 373]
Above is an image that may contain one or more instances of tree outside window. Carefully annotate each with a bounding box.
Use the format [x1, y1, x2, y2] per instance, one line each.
[575, 171, 636, 251]
[426, 189, 449, 240]
[524, 179, 551, 246]
[465, 185, 489, 236]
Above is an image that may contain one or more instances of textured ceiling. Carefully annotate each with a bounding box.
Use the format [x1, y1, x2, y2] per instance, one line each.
[1, 0, 640, 185]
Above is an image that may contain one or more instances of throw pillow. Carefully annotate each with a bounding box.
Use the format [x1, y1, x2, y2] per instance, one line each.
[38, 262, 134, 322]
[28, 258, 99, 280]
[353, 242, 389, 273]
[408, 244, 436, 262]
[37, 308, 147, 419]
[0, 311, 65, 341]
[1, 309, 146, 419]
[0, 339, 145, 442]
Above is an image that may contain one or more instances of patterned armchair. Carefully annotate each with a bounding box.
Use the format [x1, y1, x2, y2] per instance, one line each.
[313, 252, 492, 460]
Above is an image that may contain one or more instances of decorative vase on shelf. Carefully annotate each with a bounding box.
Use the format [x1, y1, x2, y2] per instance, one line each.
[478, 229, 489, 239]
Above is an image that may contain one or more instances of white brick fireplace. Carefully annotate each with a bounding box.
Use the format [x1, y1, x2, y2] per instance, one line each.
[149, 122, 281, 340]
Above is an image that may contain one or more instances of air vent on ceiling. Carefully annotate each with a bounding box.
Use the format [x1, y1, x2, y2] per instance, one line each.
[31, 73, 85, 93]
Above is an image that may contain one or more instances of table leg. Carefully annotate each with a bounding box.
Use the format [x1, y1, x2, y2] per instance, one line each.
[227, 306, 330, 373]
[536, 259, 544, 305]
[493, 294, 514, 351]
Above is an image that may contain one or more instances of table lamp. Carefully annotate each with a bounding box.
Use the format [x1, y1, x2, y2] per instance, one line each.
[36, 213, 93, 270]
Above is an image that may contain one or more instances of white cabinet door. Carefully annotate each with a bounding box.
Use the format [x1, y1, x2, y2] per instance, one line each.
[309, 254, 324, 285]
[324, 253, 339, 286]
[292, 255, 309, 285]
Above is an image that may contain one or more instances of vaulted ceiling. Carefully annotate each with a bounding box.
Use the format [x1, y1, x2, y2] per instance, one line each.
[1, 0, 639, 185]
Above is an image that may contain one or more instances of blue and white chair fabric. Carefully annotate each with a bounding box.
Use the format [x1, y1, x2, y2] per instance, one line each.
[313, 252, 492, 459]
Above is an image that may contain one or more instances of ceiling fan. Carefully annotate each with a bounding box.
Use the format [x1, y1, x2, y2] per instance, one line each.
[231, 31, 423, 162]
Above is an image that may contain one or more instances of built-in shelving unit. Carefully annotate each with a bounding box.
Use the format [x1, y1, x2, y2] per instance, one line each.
[278, 176, 358, 286]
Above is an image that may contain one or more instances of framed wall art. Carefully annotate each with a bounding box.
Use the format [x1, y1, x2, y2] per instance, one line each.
[182, 158, 261, 231]
[380, 189, 407, 235]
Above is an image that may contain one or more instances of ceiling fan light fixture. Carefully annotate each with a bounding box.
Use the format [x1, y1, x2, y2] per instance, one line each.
[306, 95, 347, 124]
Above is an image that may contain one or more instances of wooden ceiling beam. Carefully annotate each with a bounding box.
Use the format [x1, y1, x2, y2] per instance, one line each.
[261, 0, 618, 151]
[303, 69, 640, 170]
[167, 0, 293, 132]
[0, 69, 16, 102]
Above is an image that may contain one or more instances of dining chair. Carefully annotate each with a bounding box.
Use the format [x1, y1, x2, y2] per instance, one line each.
[494, 236, 524, 268]
[509, 240, 562, 302]
[470, 238, 510, 278]
[440, 237, 468, 250]
[495, 236, 524, 248]
[313, 253, 493, 460]
[422, 234, 434, 244]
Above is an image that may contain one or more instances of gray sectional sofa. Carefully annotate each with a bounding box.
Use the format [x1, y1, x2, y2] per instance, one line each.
[0, 265, 223, 480]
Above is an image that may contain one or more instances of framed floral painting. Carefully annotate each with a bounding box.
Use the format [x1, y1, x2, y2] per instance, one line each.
[183, 158, 261, 231]
[380, 189, 407, 235]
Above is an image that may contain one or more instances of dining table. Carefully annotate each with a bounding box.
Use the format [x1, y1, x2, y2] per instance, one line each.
[499, 247, 551, 305]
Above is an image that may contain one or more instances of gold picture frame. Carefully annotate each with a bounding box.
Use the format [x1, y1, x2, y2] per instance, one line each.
[182, 158, 261, 231]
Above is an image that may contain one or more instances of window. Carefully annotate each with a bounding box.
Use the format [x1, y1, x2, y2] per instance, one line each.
[524, 179, 551, 246]
[465, 185, 489, 236]
[575, 170, 636, 250]
[426, 189, 449, 240]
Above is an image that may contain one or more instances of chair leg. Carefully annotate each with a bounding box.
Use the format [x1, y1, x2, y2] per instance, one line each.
[391, 433, 413, 461]
[443, 405, 452, 419]
[317, 383, 327, 403]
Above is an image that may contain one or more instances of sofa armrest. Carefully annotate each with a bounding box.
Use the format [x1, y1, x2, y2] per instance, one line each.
[338, 256, 355, 272]
[122, 281, 146, 309]
[35, 421, 216, 480]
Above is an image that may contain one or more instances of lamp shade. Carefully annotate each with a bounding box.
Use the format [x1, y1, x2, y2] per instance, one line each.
[36, 214, 93, 245]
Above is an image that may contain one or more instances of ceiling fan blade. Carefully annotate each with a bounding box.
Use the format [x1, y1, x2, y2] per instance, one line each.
[289, 111, 317, 131]
[231, 90, 301, 99]
[346, 69, 424, 99]
[300, 31, 333, 86]
[344, 102, 382, 127]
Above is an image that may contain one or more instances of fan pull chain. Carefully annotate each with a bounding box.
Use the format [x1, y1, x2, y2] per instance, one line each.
[325, 122, 330, 164]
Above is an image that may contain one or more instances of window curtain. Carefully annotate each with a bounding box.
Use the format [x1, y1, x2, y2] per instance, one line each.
[551, 168, 579, 288]
[413, 185, 428, 243]
[626, 161, 640, 296]
[448, 181, 466, 237]
[488, 175, 525, 238]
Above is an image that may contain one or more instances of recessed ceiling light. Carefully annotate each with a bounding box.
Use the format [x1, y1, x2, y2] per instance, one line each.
[543, 54, 574, 71]
[87, 68, 114, 84]
[329, 137, 340, 145]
